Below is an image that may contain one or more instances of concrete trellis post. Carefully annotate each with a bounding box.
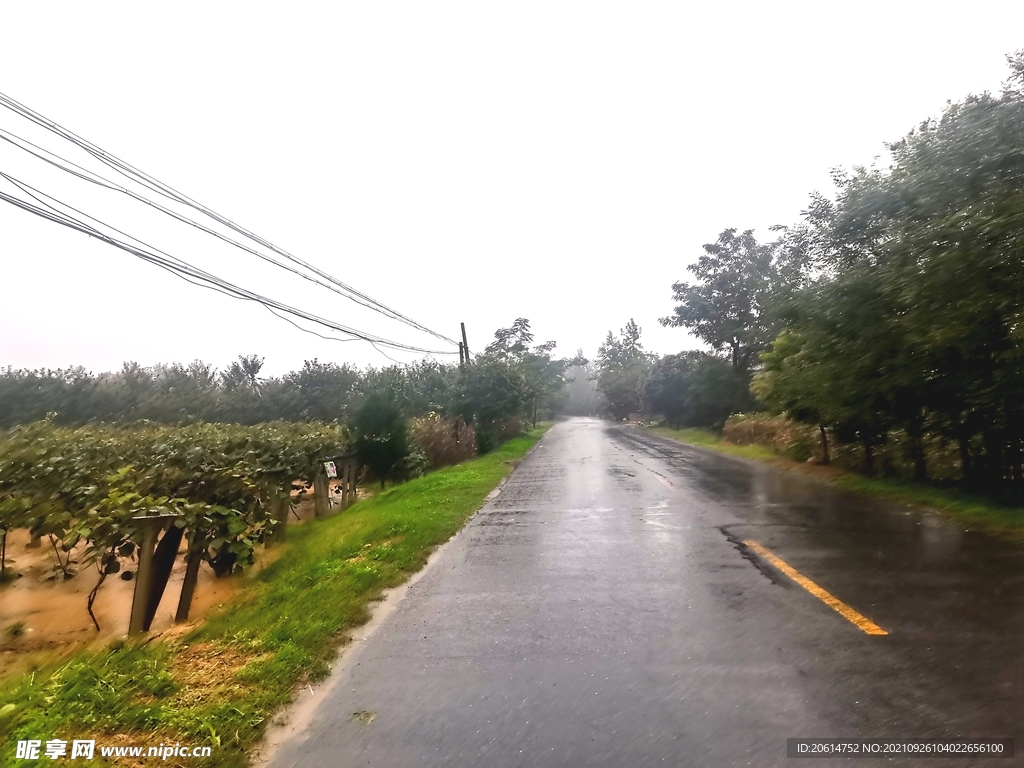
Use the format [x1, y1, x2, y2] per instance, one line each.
[339, 460, 358, 509]
[268, 492, 290, 543]
[128, 512, 180, 634]
[175, 552, 202, 623]
[341, 461, 352, 507]
[313, 474, 330, 518]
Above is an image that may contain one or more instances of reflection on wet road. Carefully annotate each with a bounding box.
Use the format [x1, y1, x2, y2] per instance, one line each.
[269, 418, 1024, 767]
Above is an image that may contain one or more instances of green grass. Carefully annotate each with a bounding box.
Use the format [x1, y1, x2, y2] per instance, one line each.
[648, 425, 1024, 538]
[0, 426, 548, 767]
[831, 474, 1024, 534]
[648, 426, 777, 461]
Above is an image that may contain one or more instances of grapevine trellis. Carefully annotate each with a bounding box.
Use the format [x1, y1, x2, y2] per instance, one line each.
[0, 419, 356, 632]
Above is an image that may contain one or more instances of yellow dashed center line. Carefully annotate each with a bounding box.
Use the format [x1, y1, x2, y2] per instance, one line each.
[655, 475, 674, 490]
[743, 540, 889, 636]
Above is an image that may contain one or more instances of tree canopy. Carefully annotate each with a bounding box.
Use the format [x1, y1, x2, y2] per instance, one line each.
[660, 229, 792, 372]
[595, 320, 654, 420]
[747, 51, 1024, 490]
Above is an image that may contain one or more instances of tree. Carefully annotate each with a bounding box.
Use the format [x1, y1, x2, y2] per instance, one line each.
[483, 318, 570, 425]
[402, 360, 459, 416]
[660, 228, 790, 371]
[806, 71, 1024, 486]
[457, 360, 529, 453]
[595, 320, 653, 420]
[284, 359, 360, 421]
[221, 354, 264, 391]
[752, 265, 906, 477]
[351, 391, 410, 488]
[185, 360, 218, 389]
[647, 351, 756, 430]
[747, 52, 1024, 487]
[484, 318, 535, 361]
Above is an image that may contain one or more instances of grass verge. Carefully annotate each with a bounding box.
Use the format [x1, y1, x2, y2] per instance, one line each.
[647, 426, 777, 462]
[647, 425, 1024, 539]
[0, 426, 548, 767]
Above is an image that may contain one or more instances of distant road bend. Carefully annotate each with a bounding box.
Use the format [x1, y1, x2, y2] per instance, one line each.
[268, 418, 1024, 767]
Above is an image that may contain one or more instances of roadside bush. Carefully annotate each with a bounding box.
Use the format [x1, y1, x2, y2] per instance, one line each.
[476, 417, 523, 455]
[723, 414, 814, 453]
[784, 435, 816, 463]
[722, 414, 964, 481]
[409, 414, 477, 469]
[398, 443, 431, 481]
[351, 392, 410, 488]
[457, 361, 528, 454]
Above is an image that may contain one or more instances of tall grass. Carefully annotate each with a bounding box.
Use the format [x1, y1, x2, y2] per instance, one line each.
[720, 414, 963, 481]
[409, 414, 476, 469]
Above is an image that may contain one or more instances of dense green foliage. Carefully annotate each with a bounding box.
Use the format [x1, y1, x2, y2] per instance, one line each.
[351, 392, 411, 488]
[479, 318, 575, 424]
[464, 318, 574, 449]
[0, 421, 348, 592]
[0, 358, 444, 428]
[647, 352, 756, 430]
[594, 320, 654, 420]
[0, 319, 571, 459]
[0, 317, 571, 600]
[641, 221, 806, 428]
[750, 53, 1024, 492]
[660, 228, 800, 371]
[0, 427, 548, 768]
[651, 51, 1024, 499]
[591, 228, 798, 426]
[590, 320, 755, 429]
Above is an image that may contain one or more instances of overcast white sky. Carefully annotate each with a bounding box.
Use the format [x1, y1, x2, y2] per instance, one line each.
[1, 1, 1022, 376]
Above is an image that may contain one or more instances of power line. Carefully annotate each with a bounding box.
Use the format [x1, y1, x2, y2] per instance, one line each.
[0, 168, 191, 272]
[0, 90, 460, 347]
[0, 173, 456, 357]
[0, 126, 437, 324]
[0, 162, 433, 359]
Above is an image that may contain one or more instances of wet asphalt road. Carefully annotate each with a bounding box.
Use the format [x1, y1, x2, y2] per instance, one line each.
[268, 418, 1024, 767]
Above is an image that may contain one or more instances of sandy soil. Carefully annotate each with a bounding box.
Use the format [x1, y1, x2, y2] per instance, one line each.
[0, 526, 257, 676]
[0, 481, 368, 679]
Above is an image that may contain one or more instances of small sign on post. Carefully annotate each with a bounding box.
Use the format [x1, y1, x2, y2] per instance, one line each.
[324, 461, 338, 511]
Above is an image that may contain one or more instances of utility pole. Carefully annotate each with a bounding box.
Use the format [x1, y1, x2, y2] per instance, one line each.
[461, 323, 471, 364]
[459, 342, 466, 368]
